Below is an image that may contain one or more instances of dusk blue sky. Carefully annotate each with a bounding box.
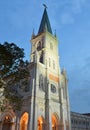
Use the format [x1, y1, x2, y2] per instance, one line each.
[0, 0, 90, 113]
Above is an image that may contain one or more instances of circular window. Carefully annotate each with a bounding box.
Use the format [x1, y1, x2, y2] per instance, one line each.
[51, 84, 56, 93]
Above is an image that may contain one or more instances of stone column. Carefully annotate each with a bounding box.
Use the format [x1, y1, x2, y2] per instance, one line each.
[29, 79, 38, 130]
[29, 95, 34, 129]
[27, 111, 30, 130]
[11, 123, 16, 130]
[48, 83, 52, 130]
[0, 122, 2, 130]
[15, 116, 20, 130]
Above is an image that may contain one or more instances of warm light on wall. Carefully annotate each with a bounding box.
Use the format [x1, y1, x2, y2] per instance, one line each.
[5, 116, 9, 120]
[52, 114, 58, 128]
[20, 112, 29, 125]
[38, 117, 43, 124]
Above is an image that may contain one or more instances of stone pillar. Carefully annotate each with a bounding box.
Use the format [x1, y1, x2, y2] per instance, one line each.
[29, 79, 38, 130]
[27, 112, 30, 130]
[15, 116, 20, 130]
[0, 122, 2, 130]
[45, 80, 52, 130]
[42, 122, 46, 130]
[56, 124, 61, 130]
[34, 103, 38, 130]
[29, 97, 34, 130]
[28, 78, 34, 130]
[11, 123, 16, 130]
[48, 83, 52, 130]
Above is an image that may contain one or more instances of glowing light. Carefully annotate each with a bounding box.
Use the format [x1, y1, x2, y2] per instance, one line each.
[20, 112, 29, 125]
[38, 116, 45, 130]
[5, 116, 9, 120]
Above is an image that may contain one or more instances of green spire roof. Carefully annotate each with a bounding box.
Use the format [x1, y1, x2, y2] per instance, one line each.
[38, 8, 52, 34]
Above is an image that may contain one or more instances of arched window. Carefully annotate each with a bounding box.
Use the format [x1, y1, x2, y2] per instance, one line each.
[49, 58, 51, 67]
[2, 116, 12, 130]
[20, 112, 29, 130]
[52, 114, 59, 130]
[37, 116, 45, 130]
[39, 51, 44, 64]
[39, 74, 45, 92]
[37, 41, 42, 51]
[53, 60, 55, 69]
[42, 37, 45, 48]
[50, 42, 53, 50]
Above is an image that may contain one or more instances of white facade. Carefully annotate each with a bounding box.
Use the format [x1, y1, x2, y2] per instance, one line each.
[0, 7, 71, 130]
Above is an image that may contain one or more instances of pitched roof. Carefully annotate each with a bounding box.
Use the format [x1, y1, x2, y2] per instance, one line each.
[38, 8, 52, 34]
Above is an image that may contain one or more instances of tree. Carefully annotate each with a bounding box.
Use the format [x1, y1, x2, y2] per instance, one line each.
[0, 42, 30, 111]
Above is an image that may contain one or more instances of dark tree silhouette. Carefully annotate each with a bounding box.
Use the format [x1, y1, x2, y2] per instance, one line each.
[0, 42, 30, 111]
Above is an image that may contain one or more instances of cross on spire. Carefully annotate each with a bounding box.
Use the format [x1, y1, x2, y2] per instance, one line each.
[43, 4, 48, 9]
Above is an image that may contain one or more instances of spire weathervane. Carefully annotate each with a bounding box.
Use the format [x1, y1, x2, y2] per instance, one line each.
[43, 4, 48, 9]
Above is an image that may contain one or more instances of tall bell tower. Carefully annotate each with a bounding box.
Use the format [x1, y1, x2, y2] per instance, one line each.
[29, 6, 71, 130]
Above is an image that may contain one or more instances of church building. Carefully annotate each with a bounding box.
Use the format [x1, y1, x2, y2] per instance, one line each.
[0, 6, 71, 130]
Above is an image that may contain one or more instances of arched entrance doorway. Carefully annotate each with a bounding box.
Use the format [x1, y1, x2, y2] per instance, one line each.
[52, 114, 59, 130]
[20, 112, 29, 130]
[2, 115, 12, 130]
[37, 116, 45, 130]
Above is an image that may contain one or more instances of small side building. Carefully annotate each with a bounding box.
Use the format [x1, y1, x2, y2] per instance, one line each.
[71, 112, 90, 130]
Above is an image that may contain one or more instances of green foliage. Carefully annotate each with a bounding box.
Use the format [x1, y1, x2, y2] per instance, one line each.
[0, 42, 25, 78]
[0, 42, 30, 111]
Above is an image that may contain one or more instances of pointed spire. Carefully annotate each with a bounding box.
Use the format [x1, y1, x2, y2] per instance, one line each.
[38, 5, 52, 34]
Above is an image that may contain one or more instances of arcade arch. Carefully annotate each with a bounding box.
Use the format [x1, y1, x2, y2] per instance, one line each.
[20, 112, 29, 130]
[2, 115, 12, 130]
[0, 111, 16, 130]
[37, 116, 45, 130]
[52, 113, 59, 130]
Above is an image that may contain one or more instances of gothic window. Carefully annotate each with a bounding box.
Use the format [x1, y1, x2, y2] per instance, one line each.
[39, 51, 44, 64]
[4, 116, 11, 123]
[51, 84, 56, 93]
[39, 74, 45, 91]
[2, 116, 12, 130]
[49, 58, 51, 67]
[42, 37, 45, 48]
[37, 41, 42, 51]
[71, 119, 73, 124]
[50, 42, 53, 50]
[53, 60, 55, 69]
[20, 112, 29, 130]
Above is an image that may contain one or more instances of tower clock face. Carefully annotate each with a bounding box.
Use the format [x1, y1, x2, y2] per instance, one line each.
[51, 84, 56, 93]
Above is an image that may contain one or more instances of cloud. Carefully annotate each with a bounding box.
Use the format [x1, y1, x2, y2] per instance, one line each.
[68, 56, 90, 113]
[59, 0, 86, 24]
[61, 13, 74, 24]
[70, 87, 90, 113]
[71, 0, 86, 14]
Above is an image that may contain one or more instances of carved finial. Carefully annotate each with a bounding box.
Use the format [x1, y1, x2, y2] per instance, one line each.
[62, 68, 66, 76]
[32, 28, 35, 34]
[43, 4, 48, 9]
[54, 29, 56, 37]
[54, 29, 57, 38]
[31, 28, 35, 39]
